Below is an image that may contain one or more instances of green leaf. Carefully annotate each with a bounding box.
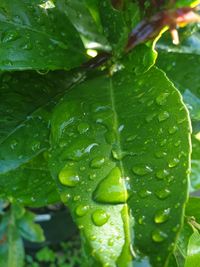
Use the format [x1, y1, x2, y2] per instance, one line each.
[56, 0, 109, 50]
[0, 207, 24, 267]
[186, 197, 200, 222]
[49, 66, 191, 267]
[17, 211, 45, 242]
[0, 71, 83, 206]
[0, 0, 86, 71]
[184, 229, 200, 267]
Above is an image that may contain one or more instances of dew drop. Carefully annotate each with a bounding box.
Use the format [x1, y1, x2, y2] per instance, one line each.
[158, 111, 170, 122]
[75, 205, 89, 217]
[126, 135, 137, 142]
[138, 189, 152, 198]
[58, 167, 80, 187]
[156, 93, 169, 106]
[90, 156, 105, 168]
[152, 229, 168, 242]
[168, 158, 180, 168]
[155, 151, 167, 158]
[154, 208, 170, 224]
[168, 126, 178, 134]
[93, 167, 128, 204]
[132, 165, 153, 176]
[155, 189, 171, 199]
[138, 215, 146, 225]
[77, 122, 90, 134]
[156, 169, 169, 179]
[92, 209, 109, 226]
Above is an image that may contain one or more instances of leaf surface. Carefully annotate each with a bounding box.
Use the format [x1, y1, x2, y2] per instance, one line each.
[49, 66, 191, 266]
[0, 0, 86, 70]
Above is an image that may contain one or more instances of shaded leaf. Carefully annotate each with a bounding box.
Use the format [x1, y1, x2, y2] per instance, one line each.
[0, 71, 83, 206]
[184, 229, 200, 267]
[0, 0, 86, 71]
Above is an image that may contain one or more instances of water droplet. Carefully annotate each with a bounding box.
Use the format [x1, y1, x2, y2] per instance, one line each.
[138, 189, 152, 198]
[89, 173, 96, 180]
[152, 229, 168, 242]
[145, 113, 156, 122]
[58, 167, 80, 187]
[156, 169, 169, 179]
[138, 215, 146, 225]
[2, 30, 19, 43]
[80, 166, 86, 171]
[154, 208, 170, 223]
[31, 140, 41, 151]
[168, 158, 180, 168]
[92, 209, 109, 226]
[126, 135, 137, 142]
[175, 140, 181, 147]
[108, 238, 114, 246]
[132, 165, 153, 176]
[90, 157, 105, 168]
[155, 189, 171, 199]
[155, 151, 167, 158]
[75, 205, 89, 217]
[10, 140, 18, 150]
[158, 111, 170, 122]
[77, 122, 90, 134]
[156, 93, 169, 106]
[168, 126, 178, 134]
[93, 167, 128, 204]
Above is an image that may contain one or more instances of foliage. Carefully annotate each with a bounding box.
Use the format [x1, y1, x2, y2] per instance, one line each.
[0, 0, 200, 266]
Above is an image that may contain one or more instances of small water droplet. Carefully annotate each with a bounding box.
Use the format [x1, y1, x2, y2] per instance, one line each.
[168, 126, 178, 134]
[126, 135, 137, 142]
[138, 215, 146, 225]
[90, 157, 105, 168]
[154, 208, 170, 224]
[92, 209, 109, 226]
[138, 189, 152, 198]
[108, 238, 114, 246]
[75, 205, 89, 217]
[155, 151, 167, 158]
[152, 229, 168, 242]
[132, 165, 153, 176]
[58, 167, 80, 187]
[155, 189, 171, 199]
[168, 158, 180, 168]
[158, 111, 170, 122]
[77, 122, 90, 134]
[156, 93, 169, 106]
[156, 169, 169, 179]
[93, 167, 128, 204]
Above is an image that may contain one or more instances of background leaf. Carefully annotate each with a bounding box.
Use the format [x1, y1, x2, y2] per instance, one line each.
[0, 0, 86, 71]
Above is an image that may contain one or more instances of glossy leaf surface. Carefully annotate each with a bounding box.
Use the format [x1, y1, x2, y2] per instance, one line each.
[49, 66, 191, 267]
[0, 0, 86, 70]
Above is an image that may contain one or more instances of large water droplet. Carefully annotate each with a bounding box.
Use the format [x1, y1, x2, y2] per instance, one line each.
[75, 205, 89, 217]
[58, 167, 80, 187]
[156, 169, 169, 179]
[92, 209, 109, 226]
[132, 165, 153, 176]
[154, 208, 170, 223]
[158, 111, 170, 122]
[90, 156, 105, 168]
[152, 229, 168, 242]
[93, 167, 128, 204]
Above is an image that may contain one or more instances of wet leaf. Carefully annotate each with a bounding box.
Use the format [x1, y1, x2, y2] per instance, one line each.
[49, 65, 190, 267]
[0, 0, 86, 71]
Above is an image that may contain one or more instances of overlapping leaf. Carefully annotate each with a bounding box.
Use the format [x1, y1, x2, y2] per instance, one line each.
[49, 65, 191, 267]
[0, 0, 86, 71]
[0, 71, 83, 206]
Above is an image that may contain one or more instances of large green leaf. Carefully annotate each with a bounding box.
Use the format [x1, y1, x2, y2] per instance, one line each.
[49, 66, 191, 267]
[0, 0, 86, 71]
[0, 71, 83, 206]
